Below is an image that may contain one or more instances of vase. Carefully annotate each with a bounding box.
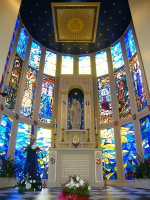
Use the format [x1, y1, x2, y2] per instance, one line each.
[58, 192, 90, 200]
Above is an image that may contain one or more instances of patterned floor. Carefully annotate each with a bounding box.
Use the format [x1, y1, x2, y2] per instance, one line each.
[0, 187, 150, 200]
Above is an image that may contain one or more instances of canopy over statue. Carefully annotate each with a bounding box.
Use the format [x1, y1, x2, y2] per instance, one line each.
[70, 98, 81, 129]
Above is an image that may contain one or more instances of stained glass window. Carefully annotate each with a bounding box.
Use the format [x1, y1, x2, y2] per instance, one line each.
[95, 50, 108, 77]
[100, 128, 117, 180]
[129, 54, 147, 111]
[0, 115, 13, 157]
[37, 128, 52, 179]
[15, 122, 31, 175]
[114, 67, 131, 119]
[5, 55, 23, 110]
[44, 50, 57, 76]
[79, 56, 91, 74]
[61, 55, 73, 74]
[28, 41, 42, 70]
[124, 27, 136, 60]
[0, 16, 19, 93]
[20, 66, 38, 118]
[120, 123, 137, 180]
[97, 76, 112, 123]
[16, 26, 29, 60]
[39, 75, 55, 123]
[111, 41, 124, 70]
[140, 115, 150, 159]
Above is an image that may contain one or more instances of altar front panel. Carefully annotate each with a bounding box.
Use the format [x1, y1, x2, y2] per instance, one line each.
[48, 148, 103, 187]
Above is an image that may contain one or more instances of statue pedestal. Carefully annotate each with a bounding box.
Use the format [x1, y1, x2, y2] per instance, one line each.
[48, 148, 103, 188]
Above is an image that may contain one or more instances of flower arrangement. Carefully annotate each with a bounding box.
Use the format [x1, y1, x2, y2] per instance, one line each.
[61, 176, 91, 197]
[18, 173, 42, 192]
[72, 142, 81, 148]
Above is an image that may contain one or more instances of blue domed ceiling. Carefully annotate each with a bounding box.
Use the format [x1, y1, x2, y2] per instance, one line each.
[19, 0, 132, 54]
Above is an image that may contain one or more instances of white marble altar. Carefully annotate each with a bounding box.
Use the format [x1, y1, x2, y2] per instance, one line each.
[48, 148, 103, 187]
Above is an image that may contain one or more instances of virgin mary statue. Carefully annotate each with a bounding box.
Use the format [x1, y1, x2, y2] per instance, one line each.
[70, 99, 81, 129]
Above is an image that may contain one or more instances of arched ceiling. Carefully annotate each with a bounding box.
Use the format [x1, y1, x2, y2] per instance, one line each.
[19, 0, 131, 54]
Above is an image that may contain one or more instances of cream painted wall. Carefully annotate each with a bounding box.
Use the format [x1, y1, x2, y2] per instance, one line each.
[0, 0, 21, 81]
[128, 0, 150, 95]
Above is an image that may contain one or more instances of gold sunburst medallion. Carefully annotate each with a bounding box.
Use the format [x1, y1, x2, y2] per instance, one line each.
[66, 17, 85, 34]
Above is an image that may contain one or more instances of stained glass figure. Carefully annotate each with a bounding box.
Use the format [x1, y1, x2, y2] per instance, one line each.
[140, 115, 150, 159]
[39, 75, 55, 123]
[95, 50, 108, 77]
[111, 41, 124, 70]
[114, 67, 131, 119]
[0, 114, 13, 158]
[5, 55, 23, 110]
[20, 66, 38, 118]
[44, 50, 57, 76]
[15, 122, 31, 175]
[0, 16, 19, 93]
[16, 26, 29, 60]
[37, 128, 52, 179]
[61, 55, 73, 74]
[97, 76, 112, 123]
[129, 54, 147, 111]
[28, 41, 42, 70]
[79, 56, 91, 74]
[124, 27, 136, 60]
[100, 128, 117, 180]
[120, 123, 138, 180]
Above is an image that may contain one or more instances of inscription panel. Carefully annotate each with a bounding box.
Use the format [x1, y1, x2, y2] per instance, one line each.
[62, 154, 89, 178]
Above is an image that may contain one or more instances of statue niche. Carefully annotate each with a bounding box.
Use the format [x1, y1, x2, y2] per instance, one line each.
[68, 88, 84, 130]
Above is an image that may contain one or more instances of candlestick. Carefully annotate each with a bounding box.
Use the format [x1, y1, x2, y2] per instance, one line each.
[61, 128, 65, 142]
[87, 128, 90, 142]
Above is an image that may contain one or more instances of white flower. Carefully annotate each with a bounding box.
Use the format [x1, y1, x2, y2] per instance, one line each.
[26, 183, 31, 190]
[79, 179, 84, 186]
[31, 144, 37, 149]
[76, 176, 80, 181]
[88, 186, 91, 190]
[65, 183, 70, 187]
[75, 183, 79, 188]
[21, 180, 24, 184]
[33, 180, 36, 183]
[30, 180, 33, 183]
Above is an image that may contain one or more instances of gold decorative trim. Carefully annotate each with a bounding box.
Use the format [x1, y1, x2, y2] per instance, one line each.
[51, 2, 100, 42]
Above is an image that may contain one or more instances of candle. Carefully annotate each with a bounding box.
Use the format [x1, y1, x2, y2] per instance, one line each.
[87, 115, 90, 129]
[95, 118, 97, 133]
[62, 114, 64, 128]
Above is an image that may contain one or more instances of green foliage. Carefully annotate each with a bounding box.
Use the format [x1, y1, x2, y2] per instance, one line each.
[0, 156, 19, 178]
[135, 154, 150, 179]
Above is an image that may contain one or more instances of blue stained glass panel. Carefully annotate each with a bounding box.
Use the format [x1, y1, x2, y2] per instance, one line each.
[0, 115, 13, 157]
[129, 54, 147, 111]
[39, 75, 55, 123]
[5, 55, 23, 110]
[44, 50, 57, 76]
[111, 41, 124, 70]
[16, 26, 29, 60]
[15, 122, 31, 176]
[0, 16, 19, 93]
[121, 123, 138, 180]
[124, 27, 137, 60]
[37, 128, 52, 179]
[114, 67, 131, 119]
[20, 66, 38, 118]
[140, 115, 150, 159]
[95, 50, 108, 77]
[28, 41, 42, 70]
[97, 76, 112, 123]
[100, 128, 117, 180]
[79, 56, 91, 74]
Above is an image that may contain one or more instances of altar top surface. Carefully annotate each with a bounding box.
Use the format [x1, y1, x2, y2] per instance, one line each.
[49, 148, 101, 151]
